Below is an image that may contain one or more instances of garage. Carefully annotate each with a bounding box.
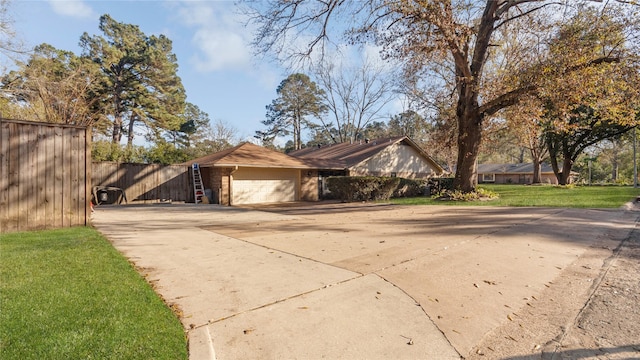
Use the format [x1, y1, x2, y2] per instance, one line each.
[232, 168, 299, 205]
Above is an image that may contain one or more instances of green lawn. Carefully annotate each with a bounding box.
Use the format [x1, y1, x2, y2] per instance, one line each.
[391, 184, 640, 208]
[0, 227, 187, 360]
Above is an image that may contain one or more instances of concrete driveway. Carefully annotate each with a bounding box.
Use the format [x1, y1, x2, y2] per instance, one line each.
[91, 202, 639, 359]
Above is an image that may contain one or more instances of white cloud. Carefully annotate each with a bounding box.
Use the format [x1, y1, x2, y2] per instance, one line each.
[175, 2, 253, 72]
[48, 0, 95, 19]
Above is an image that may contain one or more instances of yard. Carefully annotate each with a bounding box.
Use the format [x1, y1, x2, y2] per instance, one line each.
[392, 184, 640, 208]
[2, 185, 640, 359]
[0, 227, 188, 360]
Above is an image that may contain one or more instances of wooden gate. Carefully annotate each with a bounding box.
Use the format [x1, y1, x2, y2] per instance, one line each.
[1, 119, 91, 233]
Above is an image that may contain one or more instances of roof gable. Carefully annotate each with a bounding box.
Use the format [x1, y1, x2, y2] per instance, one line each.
[290, 136, 444, 173]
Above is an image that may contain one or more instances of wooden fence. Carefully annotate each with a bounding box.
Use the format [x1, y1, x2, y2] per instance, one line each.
[1, 119, 91, 234]
[91, 162, 191, 204]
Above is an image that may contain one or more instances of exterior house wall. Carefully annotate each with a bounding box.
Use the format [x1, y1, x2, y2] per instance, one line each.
[201, 167, 223, 204]
[350, 144, 436, 178]
[481, 173, 559, 185]
[203, 167, 232, 205]
[300, 169, 319, 201]
[220, 168, 232, 205]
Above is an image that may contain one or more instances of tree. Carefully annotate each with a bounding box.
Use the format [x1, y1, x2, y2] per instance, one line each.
[313, 57, 396, 143]
[187, 119, 239, 158]
[245, 0, 639, 192]
[361, 120, 389, 140]
[545, 106, 635, 185]
[80, 14, 186, 148]
[503, 95, 548, 183]
[536, 8, 640, 184]
[387, 110, 428, 140]
[0, 0, 25, 67]
[1, 43, 100, 125]
[597, 137, 630, 182]
[256, 73, 326, 150]
[164, 102, 210, 148]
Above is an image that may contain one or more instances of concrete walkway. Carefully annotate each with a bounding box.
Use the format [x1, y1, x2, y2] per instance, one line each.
[91, 203, 639, 359]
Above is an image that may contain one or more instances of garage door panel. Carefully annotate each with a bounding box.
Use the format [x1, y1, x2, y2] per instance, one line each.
[233, 179, 296, 204]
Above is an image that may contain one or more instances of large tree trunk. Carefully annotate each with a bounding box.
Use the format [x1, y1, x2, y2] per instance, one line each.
[127, 113, 136, 148]
[454, 104, 482, 192]
[559, 156, 573, 185]
[112, 115, 122, 143]
[611, 150, 619, 182]
[532, 159, 542, 184]
[530, 147, 543, 184]
[111, 68, 124, 144]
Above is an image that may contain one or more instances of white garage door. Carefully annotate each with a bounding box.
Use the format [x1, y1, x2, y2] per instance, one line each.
[233, 178, 296, 204]
[231, 168, 299, 205]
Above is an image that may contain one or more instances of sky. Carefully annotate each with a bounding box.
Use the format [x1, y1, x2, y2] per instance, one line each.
[8, 0, 292, 143]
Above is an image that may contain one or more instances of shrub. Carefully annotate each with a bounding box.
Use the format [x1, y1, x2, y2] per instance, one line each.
[429, 177, 455, 193]
[393, 178, 430, 198]
[434, 187, 499, 202]
[326, 176, 401, 202]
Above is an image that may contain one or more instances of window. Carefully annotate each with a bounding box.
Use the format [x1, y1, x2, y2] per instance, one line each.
[482, 173, 495, 182]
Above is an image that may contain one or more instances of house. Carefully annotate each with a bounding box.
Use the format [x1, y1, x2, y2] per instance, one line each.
[186, 136, 444, 205]
[477, 163, 567, 185]
[290, 136, 444, 197]
[184, 142, 317, 205]
[290, 136, 444, 178]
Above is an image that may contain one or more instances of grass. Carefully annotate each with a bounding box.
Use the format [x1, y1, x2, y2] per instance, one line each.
[391, 184, 640, 208]
[0, 227, 188, 360]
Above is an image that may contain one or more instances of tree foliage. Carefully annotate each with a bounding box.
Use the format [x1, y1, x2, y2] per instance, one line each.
[1, 11, 221, 164]
[535, 8, 640, 184]
[1, 44, 100, 125]
[545, 106, 637, 185]
[80, 14, 186, 147]
[256, 73, 326, 150]
[245, 0, 640, 192]
[0, 0, 24, 66]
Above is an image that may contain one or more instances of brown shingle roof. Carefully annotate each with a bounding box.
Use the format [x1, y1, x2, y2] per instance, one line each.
[477, 163, 557, 174]
[290, 136, 444, 173]
[184, 142, 312, 169]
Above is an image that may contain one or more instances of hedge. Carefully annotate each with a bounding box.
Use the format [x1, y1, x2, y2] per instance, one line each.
[326, 176, 401, 202]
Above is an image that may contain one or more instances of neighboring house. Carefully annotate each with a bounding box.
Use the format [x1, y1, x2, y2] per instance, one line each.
[186, 136, 444, 205]
[477, 163, 570, 185]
